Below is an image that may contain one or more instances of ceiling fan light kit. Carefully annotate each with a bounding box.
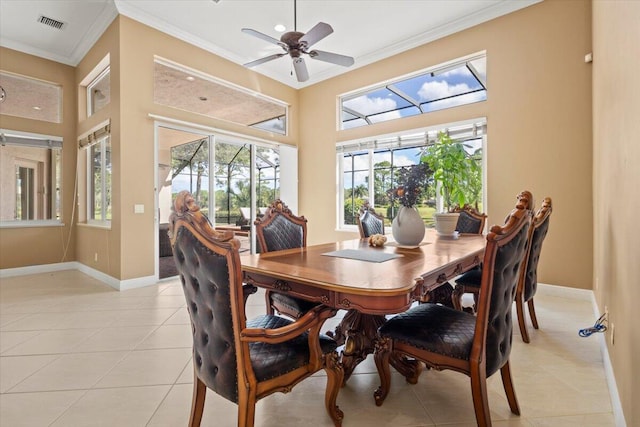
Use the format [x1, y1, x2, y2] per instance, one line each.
[242, 0, 354, 82]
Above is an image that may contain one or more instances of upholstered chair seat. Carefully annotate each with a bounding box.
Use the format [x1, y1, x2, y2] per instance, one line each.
[246, 315, 338, 381]
[379, 304, 476, 361]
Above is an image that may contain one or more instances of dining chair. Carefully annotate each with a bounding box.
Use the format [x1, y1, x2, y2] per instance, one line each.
[356, 202, 386, 238]
[373, 199, 533, 427]
[421, 204, 487, 308]
[515, 197, 552, 342]
[452, 190, 532, 312]
[453, 204, 488, 234]
[169, 191, 344, 427]
[254, 199, 320, 319]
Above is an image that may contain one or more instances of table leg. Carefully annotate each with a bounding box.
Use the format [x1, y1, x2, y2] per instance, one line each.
[326, 310, 385, 383]
[327, 310, 422, 385]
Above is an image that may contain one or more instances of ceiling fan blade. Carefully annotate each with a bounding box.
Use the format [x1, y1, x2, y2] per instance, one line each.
[241, 28, 287, 49]
[243, 53, 287, 68]
[293, 57, 309, 82]
[299, 22, 333, 49]
[308, 50, 355, 67]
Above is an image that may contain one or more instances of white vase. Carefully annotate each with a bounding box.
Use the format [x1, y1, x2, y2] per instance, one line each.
[391, 206, 426, 246]
[434, 212, 460, 236]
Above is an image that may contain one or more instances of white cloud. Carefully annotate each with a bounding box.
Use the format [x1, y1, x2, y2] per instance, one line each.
[344, 95, 401, 119]
[418, 80, 467, 100]
[418, 81, 485, 111]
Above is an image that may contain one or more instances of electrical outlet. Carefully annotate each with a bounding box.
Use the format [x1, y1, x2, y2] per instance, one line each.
[610, 323, 615, 346]
[94, 252, 98, 262]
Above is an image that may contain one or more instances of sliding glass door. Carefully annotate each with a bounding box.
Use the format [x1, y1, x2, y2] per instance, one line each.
[157, 122, 296, 263]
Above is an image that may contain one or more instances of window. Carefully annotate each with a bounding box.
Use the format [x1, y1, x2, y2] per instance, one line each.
[80, 123, 111, 225]
[154, 58, 288, 135]
[337, 120, 485, 230]
[87, 67, 110, 117]
[340, 53, 486, 130]
[0, 129, 62, 224]
[0, 72, 62, 123]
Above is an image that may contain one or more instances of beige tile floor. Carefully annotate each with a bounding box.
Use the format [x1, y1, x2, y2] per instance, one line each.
[0, 270, 615, 426]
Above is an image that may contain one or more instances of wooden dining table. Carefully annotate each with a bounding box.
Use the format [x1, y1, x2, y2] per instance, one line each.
[240, 229, 486, 382]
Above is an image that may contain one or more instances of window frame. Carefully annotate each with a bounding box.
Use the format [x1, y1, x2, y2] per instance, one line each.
[0, 129, 63, 228]
[86, 133, 111, 227]
[336, 119, 486, 232]
[87, 66, 110, 117]
[339, 52, 486, 130]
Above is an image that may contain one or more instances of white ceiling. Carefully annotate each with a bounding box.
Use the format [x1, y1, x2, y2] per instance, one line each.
[0, 0, 540, 89]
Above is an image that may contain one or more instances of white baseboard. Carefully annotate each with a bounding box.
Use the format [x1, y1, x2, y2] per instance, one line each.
[589, 294, 627, 427]
[0, 262, 79, 278]
[1, 262, 158, 291]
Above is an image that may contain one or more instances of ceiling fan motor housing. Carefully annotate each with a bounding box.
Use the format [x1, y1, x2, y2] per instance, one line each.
[281, 31, 305, 57]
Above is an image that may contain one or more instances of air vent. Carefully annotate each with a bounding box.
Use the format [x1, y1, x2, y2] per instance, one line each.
[38, 15, 65, 30]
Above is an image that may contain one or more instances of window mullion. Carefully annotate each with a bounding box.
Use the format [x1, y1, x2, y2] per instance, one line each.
[101, 140, 107, 221]
[368, 149, 375, 207]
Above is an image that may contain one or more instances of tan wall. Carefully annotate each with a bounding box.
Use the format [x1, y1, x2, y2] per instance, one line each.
[0, 48, 77, 268]
[592, 1, 640, 425]
[298, 0, 593, 289]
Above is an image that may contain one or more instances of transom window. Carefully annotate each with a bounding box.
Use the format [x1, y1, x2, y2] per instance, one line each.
[340, 53, 486, 130]
[0, 72, 62, 123]
[87, 67, 110, 117]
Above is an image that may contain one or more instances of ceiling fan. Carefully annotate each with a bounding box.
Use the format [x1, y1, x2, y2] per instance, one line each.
[241, 0, 354, 82]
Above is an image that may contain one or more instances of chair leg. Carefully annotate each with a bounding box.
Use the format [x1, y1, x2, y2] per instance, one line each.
[264, 290, 274, 315]
[236, 388, 257, 427]
[189, 376, 206, 427]
[515, 295, 530, 344]
[500, 361, 520, 415]
[469, 363, 491, 427]
[528, 298, 539, 329]
[323, 352, 345, 426]
[452, 284, 464, 311]
[373, 337, 392, 406]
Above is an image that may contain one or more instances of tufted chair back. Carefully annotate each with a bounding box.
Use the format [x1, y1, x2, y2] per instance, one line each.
[254, 199, 319, 319]
[356, 203, 385, 238]
[475, 202, 532, 377]
[255, 199, 306, 253]
[170, 192, 243, 404]
[452, 204, 487, 235]
[522, 197, 552, 302]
